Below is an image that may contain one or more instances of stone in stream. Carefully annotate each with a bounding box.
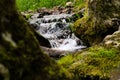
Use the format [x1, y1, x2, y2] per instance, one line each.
[103, 30, 120, 49]
[65, 2, 73, 8]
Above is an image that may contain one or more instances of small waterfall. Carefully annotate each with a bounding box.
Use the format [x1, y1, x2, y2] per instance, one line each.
[29, 13, 86, 51]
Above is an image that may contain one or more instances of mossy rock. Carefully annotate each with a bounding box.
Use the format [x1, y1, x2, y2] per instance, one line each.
[73, 0, 120, 46]
[103, 30, 120, 49]
[57, 46, 120, 80]
[0, 0, 72, 80]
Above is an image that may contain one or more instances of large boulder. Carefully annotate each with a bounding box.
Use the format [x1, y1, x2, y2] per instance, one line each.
[0, 0, 72, 80]
[73, 0, 120, 46]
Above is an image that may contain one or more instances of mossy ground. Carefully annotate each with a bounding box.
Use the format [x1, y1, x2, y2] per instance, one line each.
[57, 46, 120, 79]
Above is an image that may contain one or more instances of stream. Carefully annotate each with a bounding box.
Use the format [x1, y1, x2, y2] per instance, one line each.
[29, 13, 86, 52]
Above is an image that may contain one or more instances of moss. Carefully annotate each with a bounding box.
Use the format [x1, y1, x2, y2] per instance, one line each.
[73, 0, 85, 12]
[57, 54, 75, 68]
[0, 0, 72, 80]
[73, 0, 120, 46]
[24, 14, 32, 20]
[57, 46, 120, 79]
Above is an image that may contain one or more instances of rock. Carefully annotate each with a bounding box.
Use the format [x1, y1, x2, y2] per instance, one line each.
[0, 0, 72, 80]
[103, 31, 120, 49]
[71, 8, 85, 21]
[73, 0, 120, 46]
[33, 31, 51, 48]
[40, 46, 70, 58]
[65, 2, 73, 14]
[37, 13, 43, 18]
[37, 8, 52, 16]
[29, 24, 51, 48]
[66, 2, 73, 8]
[110, 65, 120, 80]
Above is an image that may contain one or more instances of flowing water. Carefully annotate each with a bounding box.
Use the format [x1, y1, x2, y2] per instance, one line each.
[29, 13, 86, 51]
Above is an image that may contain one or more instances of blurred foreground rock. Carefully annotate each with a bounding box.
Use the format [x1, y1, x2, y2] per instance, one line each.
[0, 0, 72, 80]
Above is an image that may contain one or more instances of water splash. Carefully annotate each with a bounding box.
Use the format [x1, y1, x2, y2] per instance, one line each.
[29, 13, 86, 51]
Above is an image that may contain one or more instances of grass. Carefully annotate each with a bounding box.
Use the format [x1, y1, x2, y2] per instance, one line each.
[16, 0, 85, 11]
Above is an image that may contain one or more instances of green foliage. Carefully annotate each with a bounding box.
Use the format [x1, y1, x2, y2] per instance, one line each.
[16, 0, 68, 11]
[16, 0, 85, 11]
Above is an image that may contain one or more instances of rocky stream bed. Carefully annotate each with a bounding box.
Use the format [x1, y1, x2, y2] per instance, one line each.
[0, 0, 120, 80]
[23, 7, 86, 57]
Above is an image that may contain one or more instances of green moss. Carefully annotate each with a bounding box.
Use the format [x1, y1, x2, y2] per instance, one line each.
[73, 0, 85, 12]
[88, 47, 118, 58]
[0, 0, 73, 80]
[57, 46, 120, 79]
[57, 54, 75, 68]
[25, 14, 32, 20]
[73, 0, 119, 46]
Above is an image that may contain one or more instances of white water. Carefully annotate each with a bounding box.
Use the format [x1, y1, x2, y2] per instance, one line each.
[29, 13, 86, 51]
